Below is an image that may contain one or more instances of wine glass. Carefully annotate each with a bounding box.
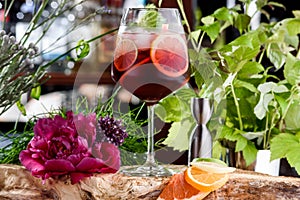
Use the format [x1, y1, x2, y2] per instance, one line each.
[111, 7, 190, 177]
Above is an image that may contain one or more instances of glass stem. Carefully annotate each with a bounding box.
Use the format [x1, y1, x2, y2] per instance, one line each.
[146, 105, 156, 166]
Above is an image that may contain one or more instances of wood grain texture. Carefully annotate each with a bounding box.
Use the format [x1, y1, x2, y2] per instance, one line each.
[0, 164, 299, 200]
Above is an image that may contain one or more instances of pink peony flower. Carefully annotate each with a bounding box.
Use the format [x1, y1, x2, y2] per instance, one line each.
[19, 111, 122, 184]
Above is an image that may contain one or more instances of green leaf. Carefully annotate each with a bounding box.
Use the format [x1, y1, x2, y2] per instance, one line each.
[217, 125, 235, 141]
[16, 100, 26, 116]
[188, 49, 199, 64]
[284, 18, 300, 36]
[293, 10, 300, 18]
[266, 43, 286, 69]
[237, 61, 265, 79]
[270, 133, 299, 159]
[254, 82, 289, 119]
[192, 50, 222, 96]
[234, 14, 251, 34]
[138, 6, 164, 28]
[257, 82, 289, 94]
[242, 131, 265, 141]
[270, 133, 300, 174]
[201, 15, 215, 25]
[254, 93, 273, 120]
[30, 85, 41, 100]
[155, 96, 183, 122]
[284, 53, 300, 85]
[190, 29, 201, 42]
[175, 88, 197, 102]
[255, 0, 268, 10]
[162, 119, 194, 151]
[242, 141, 258, 166]
[213, 7, 233, 24]
[267, 29, 285, 44]
[285, 100, 300, 131]
[201, 21, 220, 43]
[155, 91, 192, 123]
[217, 126, 257, 166]
[275, 93, 289, 117]
[235, 134, 248, 152]
[286, 148, 300, 175]
[267, 1, 285, 10]
[284, 34, 299, 49]
[220, 31, 262, 72]
[234, 79, 258, 93]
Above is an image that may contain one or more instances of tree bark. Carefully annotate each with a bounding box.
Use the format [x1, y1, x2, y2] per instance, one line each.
[0, 164, 299, 200]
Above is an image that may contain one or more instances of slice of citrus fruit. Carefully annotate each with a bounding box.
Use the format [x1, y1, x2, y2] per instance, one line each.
[158, 173, 210, 200]
[184, 166, 229, 193]
[150, 34, 188, 77]
[113, 38, 138, 71]
[191, 159, 236, 174]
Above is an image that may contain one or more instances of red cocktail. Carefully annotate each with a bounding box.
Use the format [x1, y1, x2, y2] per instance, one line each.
[112, 33, 189, 105]
[111, 8, 189, 177]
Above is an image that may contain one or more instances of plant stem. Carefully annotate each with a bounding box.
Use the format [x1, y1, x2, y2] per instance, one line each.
[21, 0, 49, 45]
[134, 102, 146, 121]
[263, 113, 269, 149]
[198, 31, 206, 52]
[230, 82, 243, 131]
[176, 0, 192, 35]
[2, 0, 15, 30]
[258, 48, 266, 64]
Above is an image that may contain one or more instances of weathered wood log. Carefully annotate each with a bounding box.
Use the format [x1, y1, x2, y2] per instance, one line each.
[0, 164, 300, 199]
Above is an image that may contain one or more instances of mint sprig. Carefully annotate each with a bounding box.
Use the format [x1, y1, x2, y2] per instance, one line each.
[138, 5, 166, 28]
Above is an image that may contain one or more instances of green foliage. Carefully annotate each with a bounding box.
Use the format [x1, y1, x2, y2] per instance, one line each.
[162, 119, 195, 152]
[157, 0, 300, 172]
[0, 123, 34, 164]
[217, 126, 258, 165]
[284, 100, 300, 131]
[284, 53, 300, 85]
[270, 133, 300, 173]
[155, 88, 194, 123]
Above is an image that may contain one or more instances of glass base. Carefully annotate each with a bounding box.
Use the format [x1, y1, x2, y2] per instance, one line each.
[120, 163, 173, 177]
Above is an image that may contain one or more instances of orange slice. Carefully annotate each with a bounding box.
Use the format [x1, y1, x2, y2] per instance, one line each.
[191, 161, 236, 174]
[184, 166, 229, 193]
[158, 173, 210, 200]
[113, 38, 138, 71]
[150, 34, 188, 77]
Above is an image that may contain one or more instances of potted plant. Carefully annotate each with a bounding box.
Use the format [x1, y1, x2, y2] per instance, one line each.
[156, 0, 300, 175]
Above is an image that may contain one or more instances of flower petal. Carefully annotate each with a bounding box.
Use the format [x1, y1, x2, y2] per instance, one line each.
[45, 159, 76, 172]
[76, 157, 104, 172]
[19, 150, 45, 173]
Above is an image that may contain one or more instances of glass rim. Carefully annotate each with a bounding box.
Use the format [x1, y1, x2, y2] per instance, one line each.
[123, 7, 180, 12]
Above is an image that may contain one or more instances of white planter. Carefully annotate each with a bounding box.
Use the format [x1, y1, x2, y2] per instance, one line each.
[255, 150, 280, 176]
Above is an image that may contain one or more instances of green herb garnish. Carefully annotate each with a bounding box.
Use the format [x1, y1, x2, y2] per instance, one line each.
[138, 4, 165, 28]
